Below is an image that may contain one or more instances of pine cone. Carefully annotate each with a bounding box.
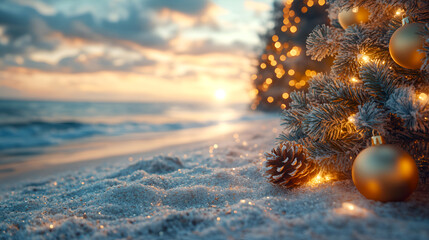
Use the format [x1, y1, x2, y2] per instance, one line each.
[265, 142, 320, 188]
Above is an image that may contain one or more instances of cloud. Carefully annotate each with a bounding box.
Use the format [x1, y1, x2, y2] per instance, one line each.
[0, 0, 274, 103]
[0, 0, 219, 73]
[146, 0, 211, 16]
[244, 0, 271, 13]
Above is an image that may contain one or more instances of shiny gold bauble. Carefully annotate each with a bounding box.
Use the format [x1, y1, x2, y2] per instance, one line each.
[389, 23, 425, 69]
[338, 7, 370, 29]
[352, 145, 419, 202]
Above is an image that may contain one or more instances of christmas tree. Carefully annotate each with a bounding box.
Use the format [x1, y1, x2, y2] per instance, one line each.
[266, 0, 429, 188]
[251, 0, 332, 111]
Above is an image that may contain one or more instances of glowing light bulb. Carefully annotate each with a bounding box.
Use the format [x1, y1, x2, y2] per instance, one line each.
[358, 54, 370, 64]
[350, 77, 359, 83]
[418, 93, 428, 101]
[301, 6, 308, 13]
[272, 35, 279, 42]
[294, 17, 301, 23]
[343, 202, 355, 211]
[267, 96, 274, 103]
[395, 9, 404, 16]
[348, 114, 356, 123]
[282, 92, 289, 99]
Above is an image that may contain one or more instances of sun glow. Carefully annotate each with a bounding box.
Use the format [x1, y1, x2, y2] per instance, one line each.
[214, 89, 226, 101]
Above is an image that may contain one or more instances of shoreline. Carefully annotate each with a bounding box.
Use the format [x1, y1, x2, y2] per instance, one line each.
[0, 118, 279, 190]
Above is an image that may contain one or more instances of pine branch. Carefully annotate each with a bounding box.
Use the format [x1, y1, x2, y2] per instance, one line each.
[307, 73, 332, 104]
[355, 101, 388, 135]
[306, 25, 342, 61]
[386, 87, 429, 132]
[288, 91, 309, 109]
[302, 104, 355, 141]
[332, 25, 369, 78]
[324, 78, 371, 107]
[359, 61, 400, 102]
[280, 108, 307, 142]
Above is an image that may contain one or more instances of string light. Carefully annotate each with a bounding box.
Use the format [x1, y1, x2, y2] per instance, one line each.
[395, 9, 404, 16]
[272, 35, 279, 42]
[251, 0, 315, 110]
[282, 92, 289, 99]
[301, 7, 308, 13]
[358, 54, 371, 64]
[348, 114, 356, 123]
[350, 77, 359, 83]
[418, 93, 428, 101]
[308, 174, 331, 186]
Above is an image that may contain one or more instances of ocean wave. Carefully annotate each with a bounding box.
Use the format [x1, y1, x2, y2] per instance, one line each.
[0, 113, 273, 151]
[0, 120, 200, 150]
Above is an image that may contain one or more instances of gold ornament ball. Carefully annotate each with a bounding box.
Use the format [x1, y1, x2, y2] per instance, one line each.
[338, 7, 370, 29]
[389, 23, 425, 69]
[352, 145, 419, 202]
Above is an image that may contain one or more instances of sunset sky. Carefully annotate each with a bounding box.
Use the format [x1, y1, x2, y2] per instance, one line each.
[0, 0, 274, 103]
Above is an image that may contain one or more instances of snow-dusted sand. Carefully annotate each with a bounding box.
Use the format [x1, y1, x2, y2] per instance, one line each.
[1, 119, 429, 240]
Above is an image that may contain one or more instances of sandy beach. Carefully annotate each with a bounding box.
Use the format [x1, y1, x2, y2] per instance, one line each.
[1, 119, 429, 239]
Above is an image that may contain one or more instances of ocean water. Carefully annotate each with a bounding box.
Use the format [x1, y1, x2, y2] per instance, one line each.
[0, 99, 271, 154]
